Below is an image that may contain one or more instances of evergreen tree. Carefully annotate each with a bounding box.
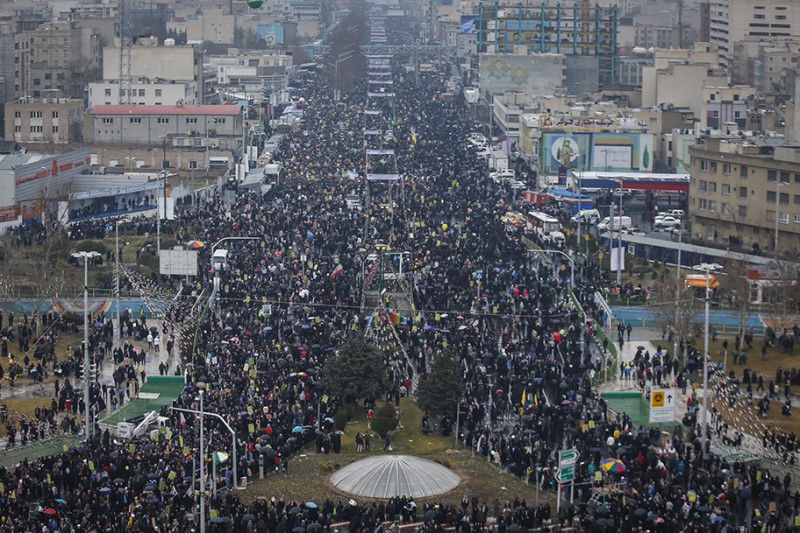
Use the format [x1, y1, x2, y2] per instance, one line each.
[416, 352, 462, 417]
[323, 335, 387, 404]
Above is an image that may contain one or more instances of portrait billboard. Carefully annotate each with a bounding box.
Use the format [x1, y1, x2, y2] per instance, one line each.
[540, 132, 654, 174]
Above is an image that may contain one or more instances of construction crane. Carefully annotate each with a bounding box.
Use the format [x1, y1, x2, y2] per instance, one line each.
[118, 0, 132, 104]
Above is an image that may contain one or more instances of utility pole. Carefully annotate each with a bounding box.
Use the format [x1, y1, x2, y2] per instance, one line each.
[673, 228, 682, 365]
[115, 220, 121, 345]
[83, 254, 90, 441]
[701, 267, 711, 444]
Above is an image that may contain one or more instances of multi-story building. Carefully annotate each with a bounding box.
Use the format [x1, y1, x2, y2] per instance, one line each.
[88, 78, 198, 108]
[14, 20, 100, 99]
[4, 91, 84, 143]
[708, 0, 800, 70]
[688, 135, 800, 255]
[85, 104, 243, 170]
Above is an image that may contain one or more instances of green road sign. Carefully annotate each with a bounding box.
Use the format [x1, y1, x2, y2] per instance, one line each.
[557, 465, 575, 483]
[559, 448, 577, 466]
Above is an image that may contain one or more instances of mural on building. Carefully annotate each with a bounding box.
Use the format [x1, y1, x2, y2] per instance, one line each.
[540, 132, 654, 174]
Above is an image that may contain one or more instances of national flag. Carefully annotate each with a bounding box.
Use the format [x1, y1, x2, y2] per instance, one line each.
[214, 451, 229, 463]
[179, 413, 186, 427]
[346, 169, 358, 179]
[521, 389, 527, 406]
[329, 264, 344, 279]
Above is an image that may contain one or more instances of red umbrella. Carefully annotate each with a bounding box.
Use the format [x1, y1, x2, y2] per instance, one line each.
[43, 508, 57, 516]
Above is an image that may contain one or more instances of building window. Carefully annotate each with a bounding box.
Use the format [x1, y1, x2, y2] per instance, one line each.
[137, 89, 145, 97]
[13, 111, 20, 118]
[768, 169, 777, 181]
[739, 205, 747, 217]
[795, 214, 800, 223]
[767, 190, 777, 202]
[709, 182, 717, 193]
[29, 111, 42, 118]
[52, 125, 58, 133]
[722, 184, 731, 195]
[699, 180, 708, 191]
[780, 192, 789, 204]
[157, 117, 169, 124]
[186, 117, 198, 124]
[722, 163, 731, 174]
[721, 202, 730, 214]
[754, 14, 765, 19]
[129, 117, 142, 123]
[741, 166, 748, 177]
[105, 88, 111, 97]
[698, 198, 707, 210]
[51, 111, 58, 118]
[794, 194, 800, 204]
[29, 125, 42, 133]
[780, 171, 790, 183]
[214, 118, 226, 124]
[700, 160, 708, 171]
[102, 118, 114, 124]
[779, 212, 789, 224]
[708, 200, 716, 212]
[709, 162, 717, 173]
[155, 89, 162, 97]
[739, 186, 748, 198]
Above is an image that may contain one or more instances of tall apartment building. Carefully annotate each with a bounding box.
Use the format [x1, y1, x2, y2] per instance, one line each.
[688, 135, 800, 255]
[708, 0, 800, 70]
[14, 20, 100, 99]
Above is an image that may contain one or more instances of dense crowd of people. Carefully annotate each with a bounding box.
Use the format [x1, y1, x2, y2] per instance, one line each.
[0, 11, 799, 533]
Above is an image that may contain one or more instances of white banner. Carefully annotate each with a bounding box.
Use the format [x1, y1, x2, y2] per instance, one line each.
[610, 246, 625, 271]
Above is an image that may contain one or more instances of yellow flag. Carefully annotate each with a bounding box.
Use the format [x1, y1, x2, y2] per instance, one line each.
[521, 389, 527, 406]
[534, 394, 539, 407]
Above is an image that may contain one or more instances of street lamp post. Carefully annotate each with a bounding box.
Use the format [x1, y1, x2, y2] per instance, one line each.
[198, 385, 206, 533]
[76, 252, 92, 441]
[673, 228, 682, 365]
[172, 406, 238, 491]
[701, 266, 711, 444]
[539, 249, 575, 283]
[115, 220, 121, 345]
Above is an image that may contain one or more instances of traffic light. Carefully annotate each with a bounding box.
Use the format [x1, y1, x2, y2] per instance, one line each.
[77, 363, 84, 380]
[89, 363, 99, 382]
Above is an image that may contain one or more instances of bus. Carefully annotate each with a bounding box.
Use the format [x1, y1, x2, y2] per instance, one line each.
[526, 211, 565, 244]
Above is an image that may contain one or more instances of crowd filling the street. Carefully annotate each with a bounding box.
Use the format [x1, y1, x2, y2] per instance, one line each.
[0, 11, 800, 533]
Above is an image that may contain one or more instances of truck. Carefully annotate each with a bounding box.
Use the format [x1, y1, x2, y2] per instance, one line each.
[597, 216, 632, 232]
[211, 249, 229, 270]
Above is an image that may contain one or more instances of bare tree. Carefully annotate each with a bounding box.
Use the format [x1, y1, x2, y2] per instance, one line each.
[762, 260, 800, 335]
[647, 279, 701, 364]
[721, 260, 754, 350]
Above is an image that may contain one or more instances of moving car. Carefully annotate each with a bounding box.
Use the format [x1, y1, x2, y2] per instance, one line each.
[653, 216, 682, 229]
[692, 263, 724, 272]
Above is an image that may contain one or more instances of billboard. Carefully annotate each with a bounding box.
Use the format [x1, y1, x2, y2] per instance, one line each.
[479, 53, 564, 96]
[159, 249, 198, 277]
[540, 132, 654, 174]
[461, 15, 477, 34]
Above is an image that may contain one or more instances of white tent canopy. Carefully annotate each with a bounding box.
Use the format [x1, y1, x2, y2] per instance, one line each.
[330, 455, 461, 499]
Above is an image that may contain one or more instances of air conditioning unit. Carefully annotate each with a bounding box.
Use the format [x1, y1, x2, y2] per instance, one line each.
[265, 34, 277, 46]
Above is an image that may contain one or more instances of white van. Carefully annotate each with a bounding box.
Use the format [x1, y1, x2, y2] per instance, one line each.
[211, 249, 229, 270]
[571, 209, 601, 224]
[597, 216, 632, 232]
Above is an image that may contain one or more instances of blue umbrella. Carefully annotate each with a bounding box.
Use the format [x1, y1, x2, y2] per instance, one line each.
[55, 498, 67, 504]
[292, 426, 304, 434]
[305, 502, 318, 509]
[99, 487, 111, 494]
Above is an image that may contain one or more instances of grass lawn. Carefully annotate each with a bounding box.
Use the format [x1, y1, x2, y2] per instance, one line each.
[243, 398, 550, 508]
[655, 335, 800, 437]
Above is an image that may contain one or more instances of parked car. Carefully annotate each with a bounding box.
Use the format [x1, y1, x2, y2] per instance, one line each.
[692, 263, 724, 272]
[654, 216, 682, 229]
[490, 169, 516, 182]
[622, 227, 646, 236]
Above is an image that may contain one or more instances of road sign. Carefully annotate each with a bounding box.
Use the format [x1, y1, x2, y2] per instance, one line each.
[557, 465, 575, 483]
[649, 388, 676, 423]
[559, 448, 578, 466]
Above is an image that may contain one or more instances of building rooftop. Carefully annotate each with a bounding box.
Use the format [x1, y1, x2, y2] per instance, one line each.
[90, 105, 242, 116]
